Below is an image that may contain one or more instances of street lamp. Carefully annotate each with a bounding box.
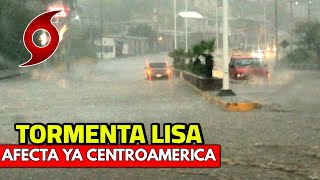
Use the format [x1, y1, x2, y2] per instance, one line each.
[264, 5, 267, 48]
[185, 0, 188, 53]
[217, 0, 236, 97]
[215, 2, 219, 53]
[100, 0, 104, 59]
[178, 11, 204, 53]
[290, 0, 293, 52]
[275, 0, 279, 61]
[308, 1, 312, 21]
[174, 0, 177, 50]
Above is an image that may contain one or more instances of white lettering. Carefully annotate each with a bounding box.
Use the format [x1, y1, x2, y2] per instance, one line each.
[125, 149, 135, 161]
[180, 149, 189, 161]
[2, 149, 13, 161]
[47, 149, 59, 161]
[87, 149, 97, 161]
[71, 149, 83, 161]
[135, 149, 147, 161]
[194, 149, 204, 161]
[205, 149, 216, 161]
[62, 149, 73, 161]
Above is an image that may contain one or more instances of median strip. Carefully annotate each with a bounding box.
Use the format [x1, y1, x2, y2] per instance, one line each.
[182, 78, 262, 112]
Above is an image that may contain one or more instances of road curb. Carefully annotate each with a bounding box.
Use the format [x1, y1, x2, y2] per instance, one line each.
[183, 79, 262, 112]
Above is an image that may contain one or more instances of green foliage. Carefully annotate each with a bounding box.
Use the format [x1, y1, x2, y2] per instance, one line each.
[189, 39, 215, 77]
[295, 21, 320, 58]
[169, 39, 216, 78]
[0, 0, 39, 65]
[191, 40, 215, 57]
[282, 48, 317, 64]
[169, 49, 187, 70]
[283, 21, 320, 66]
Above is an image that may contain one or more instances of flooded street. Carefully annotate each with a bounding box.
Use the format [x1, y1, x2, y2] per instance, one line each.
[0, 54, 319, 179]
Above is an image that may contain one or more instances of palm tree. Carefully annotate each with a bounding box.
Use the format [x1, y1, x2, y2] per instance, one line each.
[190, 39, 215, 77]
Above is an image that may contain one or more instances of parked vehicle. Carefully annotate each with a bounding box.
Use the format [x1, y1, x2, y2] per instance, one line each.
[94, 37, 116, 59]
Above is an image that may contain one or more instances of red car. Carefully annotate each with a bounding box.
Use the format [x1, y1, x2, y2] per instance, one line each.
[229, 55, 270, 80]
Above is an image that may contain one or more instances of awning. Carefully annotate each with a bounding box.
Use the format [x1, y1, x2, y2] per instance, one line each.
[178, 11, 204, 19]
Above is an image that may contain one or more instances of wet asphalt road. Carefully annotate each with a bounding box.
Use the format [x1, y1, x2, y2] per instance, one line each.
[0, 54, 319, 179]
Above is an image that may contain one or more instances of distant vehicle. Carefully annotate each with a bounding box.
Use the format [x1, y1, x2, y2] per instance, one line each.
[145, 62, 171, 80]
[229, 55, 270, 80]
[94, 37, 116, 59]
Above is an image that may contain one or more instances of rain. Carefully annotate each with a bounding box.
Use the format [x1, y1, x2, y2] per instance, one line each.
[0, 0, 320, 179]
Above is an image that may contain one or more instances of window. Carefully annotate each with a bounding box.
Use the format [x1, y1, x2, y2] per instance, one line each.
[235, 58, 262, 67]
[104, 46, 114, 53]
[149, 63, 167, 68]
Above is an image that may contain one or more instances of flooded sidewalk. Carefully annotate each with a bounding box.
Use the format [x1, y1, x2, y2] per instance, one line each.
[209, 70, 320, 113]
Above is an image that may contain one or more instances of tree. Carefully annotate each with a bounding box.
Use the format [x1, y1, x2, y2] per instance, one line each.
[169, 39, 216, 78]
[169, 48, 187, 70]
[190, 39, 216, 77]
[295, 21, 320, 58]
[280, 21, 320, 67]
[0, 0, 40, 66]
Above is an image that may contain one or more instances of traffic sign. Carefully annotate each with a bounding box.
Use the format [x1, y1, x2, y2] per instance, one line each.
[280, 40, 289, 49]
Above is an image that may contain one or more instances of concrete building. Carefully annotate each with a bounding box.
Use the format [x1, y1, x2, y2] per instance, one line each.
[94, 36, 150, 58]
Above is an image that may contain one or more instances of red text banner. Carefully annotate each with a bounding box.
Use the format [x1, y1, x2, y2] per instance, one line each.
[0, 145, 221, 168]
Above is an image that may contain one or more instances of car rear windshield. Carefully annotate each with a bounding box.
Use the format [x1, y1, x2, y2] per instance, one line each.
[235, 58, 263, 67]
[149, 63, 167, 68]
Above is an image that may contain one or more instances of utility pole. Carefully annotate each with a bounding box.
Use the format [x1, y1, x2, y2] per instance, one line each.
[185, 0, 188, 53]
[217, 0, 235, 97]
[275, 0, 279, 61]
[308, 1, 311, 21]
[100, 0, 104, 60]
[90, 13, 94, 42]
[174, 0, 177, 50]
[154, 8, 159, 52]
[264, 6, 267, 48]
[290, 0, 293, 52]
[216, 2, 219, 53]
